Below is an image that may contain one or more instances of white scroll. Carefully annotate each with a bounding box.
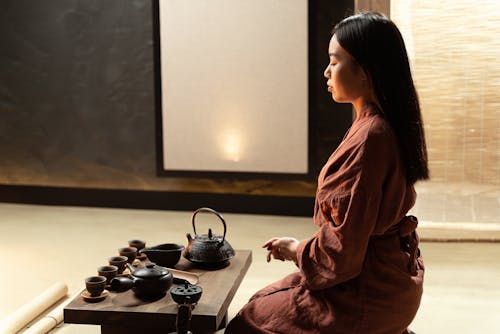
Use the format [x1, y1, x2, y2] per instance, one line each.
[0, 282, 68, 334]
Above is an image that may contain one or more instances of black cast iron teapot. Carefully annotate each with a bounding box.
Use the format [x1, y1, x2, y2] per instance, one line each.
[183, 207, 235, 266]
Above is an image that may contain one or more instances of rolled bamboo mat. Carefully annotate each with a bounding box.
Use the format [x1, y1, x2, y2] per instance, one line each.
[0, 282, 68, 334]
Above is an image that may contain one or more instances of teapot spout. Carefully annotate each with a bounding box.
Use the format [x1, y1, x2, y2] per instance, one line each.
[110, 276, 134, 292]
[186, 233, 193, 243]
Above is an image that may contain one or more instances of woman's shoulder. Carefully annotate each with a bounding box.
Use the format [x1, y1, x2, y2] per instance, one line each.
[359, 114, 397, 145]
[349, 114, 399, 164]
[364, 113, 392, 133]
[335, 114, 395, 158]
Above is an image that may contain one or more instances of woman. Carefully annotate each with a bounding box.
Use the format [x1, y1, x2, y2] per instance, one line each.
[225, 12, 429, 334]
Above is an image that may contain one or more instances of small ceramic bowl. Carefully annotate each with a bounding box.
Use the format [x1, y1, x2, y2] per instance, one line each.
[97, 265, 118, 284]
[128, 239, 146, 252]
[108, 256, 128, 274]
[118, 247, 137, 264]
[85, 276, 106, 297]
[139, 243, 184, 267]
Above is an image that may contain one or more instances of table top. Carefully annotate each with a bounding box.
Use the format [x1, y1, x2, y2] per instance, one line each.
[64, 249, 252, 333]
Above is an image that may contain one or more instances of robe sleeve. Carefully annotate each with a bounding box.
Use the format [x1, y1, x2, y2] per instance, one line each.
[296, 122, 394, 290]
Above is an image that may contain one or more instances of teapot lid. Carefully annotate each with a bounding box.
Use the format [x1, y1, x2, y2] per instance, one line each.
[195, 228, 223, 243]
[132, 263, 169, 279]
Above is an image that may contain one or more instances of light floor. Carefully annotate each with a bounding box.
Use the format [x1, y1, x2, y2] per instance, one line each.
[1, 203, 499, 333]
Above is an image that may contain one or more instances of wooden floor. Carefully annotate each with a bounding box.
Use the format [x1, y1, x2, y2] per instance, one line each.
[0, 203, 499, 334]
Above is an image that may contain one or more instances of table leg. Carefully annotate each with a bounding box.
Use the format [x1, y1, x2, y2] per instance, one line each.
[217, 311, 228, 330]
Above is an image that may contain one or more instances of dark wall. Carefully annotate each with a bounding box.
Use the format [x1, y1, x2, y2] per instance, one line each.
[1, 0, 156, 189]
[0, 0, 353, 214]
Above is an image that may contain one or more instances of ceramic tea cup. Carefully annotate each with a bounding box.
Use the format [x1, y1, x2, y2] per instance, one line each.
[118, 246, 137, 264]
[85, 276, 107, 297]
[108, 256, 128, 274]
[97, 265, 118, 284]
[128, 239, 146, 252]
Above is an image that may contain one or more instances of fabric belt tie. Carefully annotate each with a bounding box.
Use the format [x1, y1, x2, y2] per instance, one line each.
[397, 215, 419, 275]
[376, 215, 420, 275]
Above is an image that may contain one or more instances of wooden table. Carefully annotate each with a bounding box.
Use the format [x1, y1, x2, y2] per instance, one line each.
[64, 250, 252, 334]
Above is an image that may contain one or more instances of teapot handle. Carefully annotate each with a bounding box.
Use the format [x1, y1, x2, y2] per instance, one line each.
[191, 207, 227, 242]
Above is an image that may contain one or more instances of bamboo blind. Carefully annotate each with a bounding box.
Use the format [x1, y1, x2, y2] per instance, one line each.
[392, 0, 500, 186]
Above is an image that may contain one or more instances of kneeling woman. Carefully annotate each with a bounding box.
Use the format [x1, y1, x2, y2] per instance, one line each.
[225, 12, 429, 334]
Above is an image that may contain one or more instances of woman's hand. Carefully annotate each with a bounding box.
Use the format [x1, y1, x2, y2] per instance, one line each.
[262, 237, 300, 263]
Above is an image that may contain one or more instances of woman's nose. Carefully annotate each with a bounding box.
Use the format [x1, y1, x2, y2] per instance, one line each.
[324, 64, 331, 78]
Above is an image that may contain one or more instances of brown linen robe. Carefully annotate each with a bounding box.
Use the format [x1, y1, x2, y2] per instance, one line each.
[225, 112, 424, 334]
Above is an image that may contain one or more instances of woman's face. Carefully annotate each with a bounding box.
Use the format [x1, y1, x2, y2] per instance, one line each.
[324, 35, 370, 105]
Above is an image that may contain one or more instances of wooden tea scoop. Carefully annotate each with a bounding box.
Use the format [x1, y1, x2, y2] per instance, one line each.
[167, 268, 200, 285]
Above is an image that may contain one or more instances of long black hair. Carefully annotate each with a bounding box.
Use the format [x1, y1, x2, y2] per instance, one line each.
[333, 12, 429, 184]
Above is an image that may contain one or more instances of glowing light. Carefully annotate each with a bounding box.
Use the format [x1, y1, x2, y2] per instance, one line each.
[221, 131, 242, 162]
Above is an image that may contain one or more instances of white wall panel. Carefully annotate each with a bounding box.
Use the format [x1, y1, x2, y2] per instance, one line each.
[160, 0, 308, 173]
